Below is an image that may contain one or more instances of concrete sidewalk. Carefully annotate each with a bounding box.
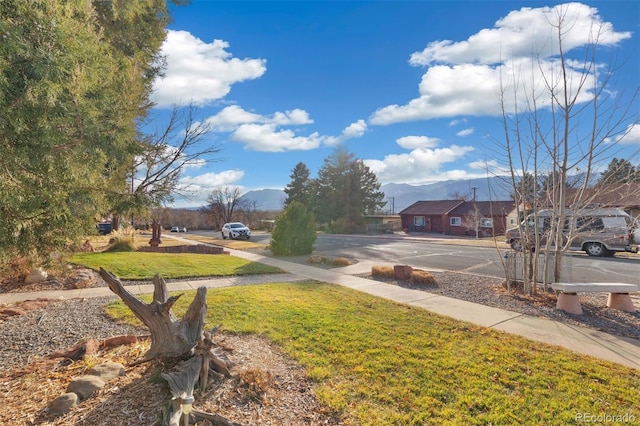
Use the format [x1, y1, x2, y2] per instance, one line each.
[1, 248, 638, 370]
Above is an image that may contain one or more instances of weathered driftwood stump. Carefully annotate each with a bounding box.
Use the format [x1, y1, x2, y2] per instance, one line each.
[99, 268, 240, 426]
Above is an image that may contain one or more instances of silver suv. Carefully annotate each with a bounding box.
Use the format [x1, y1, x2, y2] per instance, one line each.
[505, 208, 639, 257]
[221, 222, 251, 240]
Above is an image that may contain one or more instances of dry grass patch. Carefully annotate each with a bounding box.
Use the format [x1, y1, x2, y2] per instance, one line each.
[331, 257, 352, 267]
[371, 265, 395, 279]
[409, 269, 438, 286]
[103, 236, 137, 252]
[307, 255, 352, 268]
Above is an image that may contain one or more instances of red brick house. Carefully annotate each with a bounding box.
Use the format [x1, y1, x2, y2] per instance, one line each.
[399, 200, 464, 233]
[399, 200, 515, 237]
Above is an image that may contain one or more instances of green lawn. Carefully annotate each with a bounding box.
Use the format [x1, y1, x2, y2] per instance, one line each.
[69, 252, 284, 280]
[106, 282, 640, 425]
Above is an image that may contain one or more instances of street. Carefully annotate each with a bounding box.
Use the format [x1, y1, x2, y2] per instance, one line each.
[192, 231, 640, 285]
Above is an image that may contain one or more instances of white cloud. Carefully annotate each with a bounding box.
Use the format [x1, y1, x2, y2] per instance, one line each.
[469, 159, 498, 170]
[616, 123, 640, 145]
[152, 30, 267, 108]
[409, 3, 630, 66]
[206, 105, 312, 132]
[179, 169, 244, 189]
[342, 120, 368, 139]
[369, 3, 631, 125]
[396, 136, 440, 150]
[185, 158, 207, 170]
[206, 107, 366, 151]
[324, 119, 368, 146]
[205, 105, 264, 132]
[449, 119, 467, 126]
[231, 124, 322, 152]
[173, 169, 245, 207]
[363, 145, 475, 184]
[456, 128, 474, 137]
[271, 109, 314, 126]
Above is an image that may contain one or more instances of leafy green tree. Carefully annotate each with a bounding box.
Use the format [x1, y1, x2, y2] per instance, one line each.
[270, 202, 317, 256]
[93, 0, 175, 229]
[0, 1, 122, 256]
[284, 162, 313, 208]
[0, 0, 172, 261]
[598, 158, 639, 185]
[314, 147, 386, 232]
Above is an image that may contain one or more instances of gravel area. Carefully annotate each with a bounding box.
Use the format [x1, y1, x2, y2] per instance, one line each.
[0, 296, 142, 372]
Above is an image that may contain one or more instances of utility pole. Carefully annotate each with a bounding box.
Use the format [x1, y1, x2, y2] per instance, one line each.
[471, 186, 478, 239]
[388, 197, 395, 215]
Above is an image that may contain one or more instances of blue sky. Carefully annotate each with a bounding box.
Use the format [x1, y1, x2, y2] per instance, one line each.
[148, 1, 640, 208]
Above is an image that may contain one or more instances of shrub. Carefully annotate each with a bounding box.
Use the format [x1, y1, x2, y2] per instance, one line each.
[410, 270, 437, 286]
[104, 236, 137, 252]
[331, 257, 352, 267]
[270, 201, 317, 256]
[371, 265, 395, 279]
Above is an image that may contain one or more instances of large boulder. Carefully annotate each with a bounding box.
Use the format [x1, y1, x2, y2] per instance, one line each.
[88, 362, 126, 381]
[49, 393, 79, 415]
[67, 375, 105, 400]
[24, 268, 48, 284]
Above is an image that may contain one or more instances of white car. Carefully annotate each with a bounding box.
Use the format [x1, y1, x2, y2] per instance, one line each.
[221, 222, 251, 240]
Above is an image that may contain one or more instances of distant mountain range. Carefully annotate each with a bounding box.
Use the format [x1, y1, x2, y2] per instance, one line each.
[240, 176, 514, 212]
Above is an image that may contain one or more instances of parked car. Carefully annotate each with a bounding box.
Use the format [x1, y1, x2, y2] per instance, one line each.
[221, 222, 251, 240]
[97, 222, 112, 235]
[505, 207, 640, 257]
[170, 226, 179, 232]
[179, 227, 187, 233]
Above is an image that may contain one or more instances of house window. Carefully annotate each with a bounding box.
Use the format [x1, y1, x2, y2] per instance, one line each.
[413, 216, 425, 227]
[450, 217, 461, 226]
[480, 218, 494, 228]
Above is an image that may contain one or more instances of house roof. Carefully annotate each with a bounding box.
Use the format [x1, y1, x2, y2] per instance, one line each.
[399, 200, 464, 215]
[566, 183, 640, 209]
[449, 201, 515, 216]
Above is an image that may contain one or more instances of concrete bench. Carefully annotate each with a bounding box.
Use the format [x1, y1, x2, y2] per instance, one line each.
[551, 282, 639, 315]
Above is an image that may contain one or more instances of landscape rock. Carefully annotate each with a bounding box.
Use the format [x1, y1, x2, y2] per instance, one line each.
[67, 375, 105, 400]
[49, 392, 78, 415]
[49, 338, 101, 361]
[88, 362, 126, 381]
[0, 307, 26, 317]
[69, 269, 97, 289]
[393, 265, 413, 281]
[24, 268, 48, 284]
[102, 334, 138, 348]
[19, 299, 52, 311]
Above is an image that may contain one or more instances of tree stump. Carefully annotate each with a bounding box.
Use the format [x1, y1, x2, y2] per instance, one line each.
[98, 268, 238, 426]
